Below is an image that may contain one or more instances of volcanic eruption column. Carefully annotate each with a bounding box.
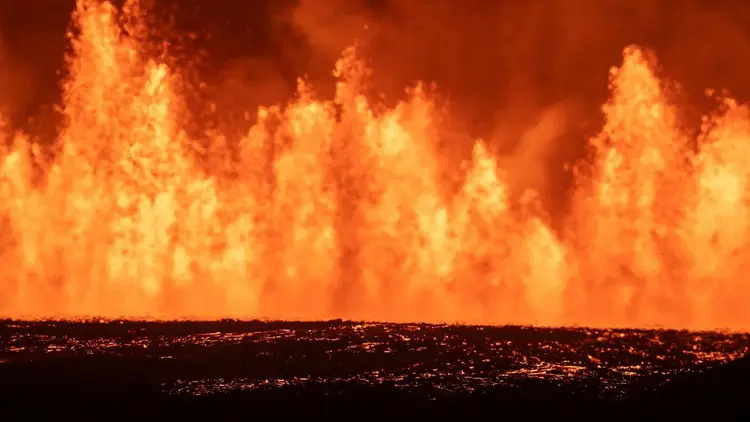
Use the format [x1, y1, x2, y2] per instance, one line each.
[0, 0, 748, 331]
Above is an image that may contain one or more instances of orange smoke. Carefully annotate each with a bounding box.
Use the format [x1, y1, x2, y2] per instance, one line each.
[0, 0, 749, 331]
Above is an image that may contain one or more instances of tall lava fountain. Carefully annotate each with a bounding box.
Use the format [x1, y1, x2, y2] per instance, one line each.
[0, 0, 748, 331]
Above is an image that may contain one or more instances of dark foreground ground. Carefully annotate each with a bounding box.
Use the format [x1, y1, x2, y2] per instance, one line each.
[0, 319, 748, 419]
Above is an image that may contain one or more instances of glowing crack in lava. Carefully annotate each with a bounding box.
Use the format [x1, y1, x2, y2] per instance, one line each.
[1, 0, 749, 331]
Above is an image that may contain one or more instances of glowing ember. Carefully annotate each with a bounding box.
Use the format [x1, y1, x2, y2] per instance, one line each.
[0, 0, 749, 331]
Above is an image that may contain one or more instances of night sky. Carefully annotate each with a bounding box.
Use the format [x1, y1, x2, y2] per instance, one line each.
[3, 0, 750, 126]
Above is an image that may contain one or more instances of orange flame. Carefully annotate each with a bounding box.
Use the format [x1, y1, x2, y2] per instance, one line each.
[1, 1, 749, 331]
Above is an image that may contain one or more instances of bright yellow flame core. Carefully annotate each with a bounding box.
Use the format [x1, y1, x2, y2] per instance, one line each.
[1, 3, 749, 331]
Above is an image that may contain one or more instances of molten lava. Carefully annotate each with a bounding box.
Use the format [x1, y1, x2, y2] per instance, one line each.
[1, 0, 749, 331]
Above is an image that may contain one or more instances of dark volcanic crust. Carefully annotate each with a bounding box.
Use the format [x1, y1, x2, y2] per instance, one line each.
[0, 319, 747, 417]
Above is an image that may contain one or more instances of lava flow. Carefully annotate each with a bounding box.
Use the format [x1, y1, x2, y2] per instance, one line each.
[0, 0, 748, 331]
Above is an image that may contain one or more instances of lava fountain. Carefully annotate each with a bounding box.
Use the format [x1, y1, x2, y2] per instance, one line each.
[0, 0, 748, 331]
